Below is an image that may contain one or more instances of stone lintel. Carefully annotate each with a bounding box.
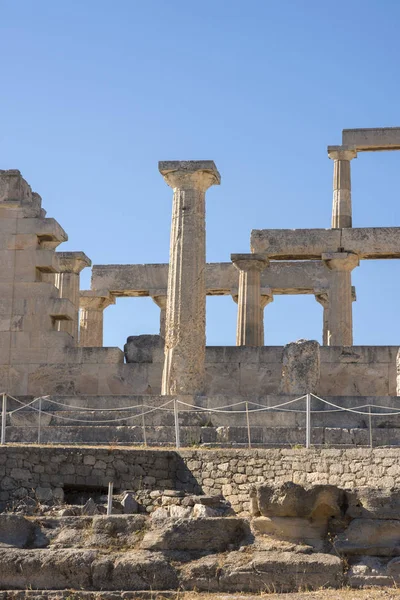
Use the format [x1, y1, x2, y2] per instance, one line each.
[231, 253, 269, 272]
[342, 127, 400, 151]
[251, 227, 400, 260]
[80, 290, 115, 311]
[159, 160, 221, 191]
[150, 289, 167, 309]
[322, 252, 359, 271]
[327, 145, 357, 161]
[56, 251, 92, 273]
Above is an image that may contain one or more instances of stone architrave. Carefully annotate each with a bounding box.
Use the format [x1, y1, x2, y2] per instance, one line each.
[396, 348, 400, 397]
[328, 146, 357, 229]
[260, 288, 274, 346]
[231, 254, 269, 347]
[159, 160, 221, 396]
[79, 290, 115, 347]
[280, 339, 320, 395]
[55, 252, 91, 340]
[151, 291, 167, 340]
[322, 252, 359, 346]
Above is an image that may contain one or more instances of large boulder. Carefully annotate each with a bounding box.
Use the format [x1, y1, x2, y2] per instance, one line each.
[0, 515, 36, 548]
[251, 516, 327, 551]
[141, 517, 249, 552]
[280, 339, 320, 395]
[250, 482, 345, 519]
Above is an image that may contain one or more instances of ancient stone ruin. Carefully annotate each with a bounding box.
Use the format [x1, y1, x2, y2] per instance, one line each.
[3, 127, 400, 595]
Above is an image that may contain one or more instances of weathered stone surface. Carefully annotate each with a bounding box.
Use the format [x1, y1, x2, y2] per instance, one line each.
[346, 556, 395, 587]
[141, 517, 248, 551]
[335, 518, 400, 556]
[346, 488, 400, 520]
[251, 516, 327, 551]
[180, 551, 343, 593]
[342, 127, 400, 151]
[121, 492, 138, 514]
[0, 515, 35, 548]
[82, 498, 99, 516]
[160, 160, 220, 396]
[280, 339, 320, 394]
[124, 335, 161, 363]
[250, 482, 345, 519]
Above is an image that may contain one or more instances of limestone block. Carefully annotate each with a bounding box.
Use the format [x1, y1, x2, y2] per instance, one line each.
[16, 217, 67, 246]
[141, 517, 248, 551]
[280, 339, 320, 395]
[342, 127, 400, 151]
[251, 516, 327, 550]
[250, 482, 345, 519]
[335, 519, 400, 556]
[0, 515, 35, 548]
[124, 335, 161, 363]
[346, 488, 400, 520]
[346, 556, 396, 587]
[0, 170, 32, 203]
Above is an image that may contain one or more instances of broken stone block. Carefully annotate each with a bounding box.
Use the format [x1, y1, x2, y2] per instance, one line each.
[81, 498, 99, 516]
[124, 335, 161, 363]
[121, 492, 138, 514]
[280, 339, 320, 395]
[250, 482, 345, 519]
[169, 505, 192, 519]
[192, 504, 220, 518]
[35, 487, 53, 503]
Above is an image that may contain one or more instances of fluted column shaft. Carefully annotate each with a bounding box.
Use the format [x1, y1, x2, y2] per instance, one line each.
[232, 254, 269, 346]
[328, 146, 357, 228]
[55, 252, 91, 341]
[79, 291, 115, 347]
[322, 253, 359, 346]
[160, 161, 220, 396]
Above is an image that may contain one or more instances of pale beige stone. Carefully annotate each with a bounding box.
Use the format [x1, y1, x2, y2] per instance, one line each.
[151, 291, 167, 340]
[160, 161, 220, 396]
[231, 255, 269, 347]
[342, 127, 400, 151]
[322, 252, 359, 346]
[55, 252, 91, 340]
[328, 145, 357, 229]
[79, 290, 115, 347]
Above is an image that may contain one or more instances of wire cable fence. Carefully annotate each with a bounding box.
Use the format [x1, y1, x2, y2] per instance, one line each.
[1, 392, 400, 449]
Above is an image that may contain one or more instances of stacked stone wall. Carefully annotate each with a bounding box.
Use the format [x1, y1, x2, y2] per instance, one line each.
[2, 447, 400, 515]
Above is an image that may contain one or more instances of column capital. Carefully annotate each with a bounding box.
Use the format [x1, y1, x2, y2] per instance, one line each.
[80, 290, 115, 311]
[314, 288, 329, 307]
[151, 290, 167, 309]
[322, 251, 359, 272]
[56, 251, 91, 274]
[231, 253, 269, 272]
[159, 160, 221, 192]
[328, 145, 357, 161]
[261, 287, 273, 308]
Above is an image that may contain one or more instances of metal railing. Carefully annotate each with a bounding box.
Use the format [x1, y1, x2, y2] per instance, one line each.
[1, 391, 400, 449]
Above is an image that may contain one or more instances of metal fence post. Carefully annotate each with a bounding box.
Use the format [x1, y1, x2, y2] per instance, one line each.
[1, 393, 6, 445]
[107, 481, 113, 515]
[142, 411, 147, 447]
[37, 397, 42, 445]
[174, 398, 180, 449]
[245, 401, 251, 449]
[368, 406, 373, 449]
[305, 393, 311, 449]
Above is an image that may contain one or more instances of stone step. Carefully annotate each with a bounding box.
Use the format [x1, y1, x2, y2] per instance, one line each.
[4, 424, 400, 447]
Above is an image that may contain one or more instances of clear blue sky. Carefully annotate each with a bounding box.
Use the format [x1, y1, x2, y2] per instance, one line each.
[1, 0, 400, 348]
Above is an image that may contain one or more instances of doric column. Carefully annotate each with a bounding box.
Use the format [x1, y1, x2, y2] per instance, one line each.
[151, 291, 167, 340]
[160, 161, 220, 396]
[328, 145, 357, 228]
[55, 252, 91, 340]
[231, 254, 269, 346]
[79, 290, 115, 347]
[260, 288, 274, 346]
[322, 252, 359, 346]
